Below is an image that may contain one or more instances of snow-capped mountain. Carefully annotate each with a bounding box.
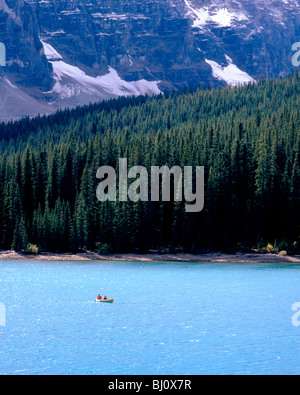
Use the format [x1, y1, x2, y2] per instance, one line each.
[0, 0, 299, 120]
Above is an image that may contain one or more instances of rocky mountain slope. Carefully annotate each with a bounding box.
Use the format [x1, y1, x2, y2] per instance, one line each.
[0, 0, 299, 120]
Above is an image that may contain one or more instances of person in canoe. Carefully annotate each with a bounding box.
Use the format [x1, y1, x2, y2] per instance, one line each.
[97, 294, 102, 301]
[103, 295, 108, 300]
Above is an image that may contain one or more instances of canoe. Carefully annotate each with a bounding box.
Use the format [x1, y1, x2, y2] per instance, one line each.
[96, 298, 114, 303]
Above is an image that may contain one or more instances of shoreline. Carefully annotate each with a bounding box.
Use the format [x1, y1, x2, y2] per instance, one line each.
[0, 251, 299, 264]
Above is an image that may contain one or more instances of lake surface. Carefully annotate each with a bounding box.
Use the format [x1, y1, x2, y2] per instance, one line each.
[0, 260, 300, 375]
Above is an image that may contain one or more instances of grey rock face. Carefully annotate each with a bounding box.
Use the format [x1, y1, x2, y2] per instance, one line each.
[0, 0, 51, 89]
[0, 0, 299, 120]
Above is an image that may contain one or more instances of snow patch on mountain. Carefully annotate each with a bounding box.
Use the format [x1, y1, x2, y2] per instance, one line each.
[42, 42, 162, 101]
[183, 0, 248, 28]
[205, 56, 256, 87]
[41, 40, 62, 61]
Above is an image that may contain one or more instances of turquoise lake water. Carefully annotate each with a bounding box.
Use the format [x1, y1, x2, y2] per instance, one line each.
[0, 260, 300, 375]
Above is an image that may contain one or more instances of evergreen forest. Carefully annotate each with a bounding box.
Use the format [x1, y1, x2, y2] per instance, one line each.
[0, 73, 299, 254]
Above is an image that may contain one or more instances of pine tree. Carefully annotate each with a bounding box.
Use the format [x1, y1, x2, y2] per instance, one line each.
[11, 217, 28, 252]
